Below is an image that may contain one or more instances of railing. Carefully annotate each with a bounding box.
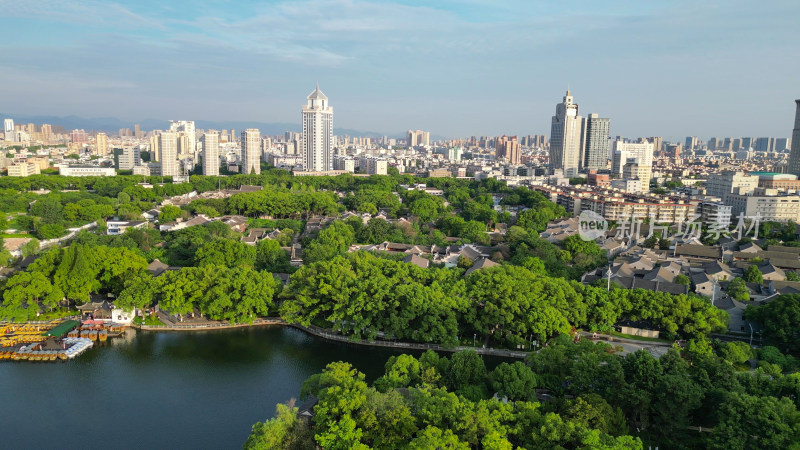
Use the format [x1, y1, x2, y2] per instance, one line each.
[136, 317, 528, 358]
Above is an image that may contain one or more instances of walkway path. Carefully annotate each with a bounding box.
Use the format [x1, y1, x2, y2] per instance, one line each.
[136, 318, 529, 359]
[577, 331, 673, 357]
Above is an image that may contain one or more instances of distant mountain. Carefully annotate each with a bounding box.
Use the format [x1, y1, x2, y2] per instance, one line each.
[0, 114, 396, 138]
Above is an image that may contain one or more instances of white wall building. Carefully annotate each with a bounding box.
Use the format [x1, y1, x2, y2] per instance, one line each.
[302, 85, 334, 172]
[611, 141, 653, 178]
[705, 171, 758, 202]
[57, 165, 116, 176]
[158, 131, 179, 177]
[169, 120, 196, 159]
[240, 129, 261, 175]
[202, 131, 219, 176]
[549, 90, 582, 177]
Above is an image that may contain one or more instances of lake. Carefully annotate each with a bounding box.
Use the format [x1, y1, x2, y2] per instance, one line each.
[0, 326, 504, 449]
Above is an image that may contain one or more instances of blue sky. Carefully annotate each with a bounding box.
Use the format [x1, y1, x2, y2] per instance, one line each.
[1, 0, 798, 139]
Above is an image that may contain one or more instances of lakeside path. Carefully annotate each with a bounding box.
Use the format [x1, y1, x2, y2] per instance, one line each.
[134, 318, 530, 359]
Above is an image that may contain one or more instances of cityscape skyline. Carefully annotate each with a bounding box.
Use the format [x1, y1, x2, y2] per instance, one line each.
[1, 0, 798, 138]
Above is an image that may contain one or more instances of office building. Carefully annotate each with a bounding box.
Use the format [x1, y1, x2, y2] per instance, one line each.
[240, 128, 261, 175]
[169, 120, 196, 158]
[775, 138, 791, 152]
[685, 136, 698, 152]
[581, 114, 610, 170]
[705, 171, 759, 202]
[727, 188, 800, 223]
[611, 141, 653, 178]
[790, 100, 800, 176]
[495, 135, 521, 164]
[57, 166, 116, 177]
[549, 90, 582, 177]
[41, 124, 52, 142]
[754, 137, 774, 152]
[70, 129, 88, 144]
[3, 119, 13, 134]
[757, 173, 800, 191]
[158, 131, 179, 177]
[95, 132, 108, 156]
[202, 131, 219, 176]
[622, 163, 651, 192]
[407, 130, 431, 147]
[7, 162, 40, 177]
[302, 85, 334, 172]
[118, 147, 141, 171]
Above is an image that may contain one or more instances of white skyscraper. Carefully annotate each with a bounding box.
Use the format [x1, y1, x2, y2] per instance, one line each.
[240, 128, 261, 175]
[549, 90, 582, 177]
[159, 131, 178, 177]
[3, 118, 14, 133]
[169, 120, 196, 158]
[302, 84, 334, 172]
[202, 131, 219, 176]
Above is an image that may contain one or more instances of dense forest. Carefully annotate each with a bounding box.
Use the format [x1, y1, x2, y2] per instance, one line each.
[244, 339, 800, 449]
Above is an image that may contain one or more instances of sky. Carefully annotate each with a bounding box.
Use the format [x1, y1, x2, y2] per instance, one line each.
[0, 0, 798, 139]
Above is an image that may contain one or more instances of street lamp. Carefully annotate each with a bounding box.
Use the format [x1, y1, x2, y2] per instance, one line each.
[473, 333, 476, 347]
[748, 322, 753, 347]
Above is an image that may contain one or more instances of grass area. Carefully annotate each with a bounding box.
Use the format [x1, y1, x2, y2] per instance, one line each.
[1, 233, 35, 238]
[133, 315, 165, 326]
[607, 330, 672, 343]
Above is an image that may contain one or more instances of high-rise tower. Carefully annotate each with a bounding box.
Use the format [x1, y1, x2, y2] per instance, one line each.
[789, 100, 800, 176]
[159, 131, 178, 177]
[95, 132, 108, 156]
[241, 128, 261, 175]
[202, 131, 219, 176]
[302, 84, 334, 172]
[169, 120, 195, 158]
[580, 114, 610, 170]
[549, 90, 582, 177]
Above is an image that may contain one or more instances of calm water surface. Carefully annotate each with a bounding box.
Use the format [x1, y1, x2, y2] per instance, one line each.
[0, 326, 503, 449]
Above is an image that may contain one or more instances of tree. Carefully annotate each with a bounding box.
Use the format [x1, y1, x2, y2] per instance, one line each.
[21, 238, 40, 257]
[2, 271, 64, 319]
[786, 270, 800, 281]
[303, 221, 355, 264]
[243, 403, 307, 450]
[489, 362, 537, 401]
[194, 239, 256, 268]
[711, 392, 800, 449]
[746, 294, 800, 352]
[256, 238, 291, 272]
[407, 426, 469, 449]
[743, 265, 763, 284]
[674, 274, 690, 286]
[158, 205, 183, 223]
[727, 278, 750, 301]
[717, 341, 752, 366]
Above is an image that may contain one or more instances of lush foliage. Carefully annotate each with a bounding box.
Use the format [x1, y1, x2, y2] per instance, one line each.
[281, 252, 727, 347]
[746, 294, 800, 353]
[248, 339, 800, 449]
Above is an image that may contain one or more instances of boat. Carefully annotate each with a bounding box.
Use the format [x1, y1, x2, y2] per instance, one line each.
[98, 330, 108, 342]
[89, 330, 98, 341]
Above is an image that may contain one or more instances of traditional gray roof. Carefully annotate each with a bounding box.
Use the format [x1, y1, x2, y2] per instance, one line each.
[403, 254, 430, 269]
[464, 257, 499, 277]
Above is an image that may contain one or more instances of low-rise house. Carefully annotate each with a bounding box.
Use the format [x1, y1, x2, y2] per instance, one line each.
[643, 261, 682, 283]
[403, 254, 430, 269]
[106, 220, 147, 235]
[757, 261, 786, 281]
[702, 260, 735, 281]
[159, 215, 211, 232]
[692, 272, 715, 297]
[464, 257, 498, 277]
